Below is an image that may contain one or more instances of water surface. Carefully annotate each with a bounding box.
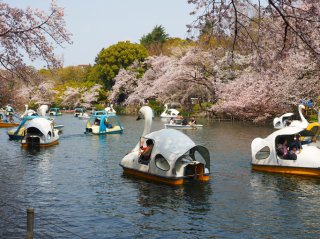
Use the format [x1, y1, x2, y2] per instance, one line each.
[0, 114, 320, 238]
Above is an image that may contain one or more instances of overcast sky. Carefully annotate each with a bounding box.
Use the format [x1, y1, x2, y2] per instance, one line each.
[9, 0, 194, 68]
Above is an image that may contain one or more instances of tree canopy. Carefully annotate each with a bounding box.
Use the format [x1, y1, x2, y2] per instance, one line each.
[0, 0, 72, 80]
[94, 41, 148, 89]
[140, 25, 169, 55]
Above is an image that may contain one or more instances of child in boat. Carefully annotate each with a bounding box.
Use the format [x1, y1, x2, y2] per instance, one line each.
[139, 139, 154, 164]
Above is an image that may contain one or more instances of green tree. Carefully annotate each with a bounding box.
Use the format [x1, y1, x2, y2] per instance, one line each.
[94, 41, 148, 89]
[140, 25, 169, 55]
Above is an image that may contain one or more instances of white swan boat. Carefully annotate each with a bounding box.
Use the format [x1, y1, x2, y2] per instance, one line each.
[21, 117, 59, 147]
[273, 104, 308, 129]
[120, 106, 210, 185]
[37, 105, 49, 117]
[251, 121, 320, 176]
[20, 105, 37, 119]
[74, 107, 84, 117]
[160, 104, 179, 118]
[105, 104, 117, 116]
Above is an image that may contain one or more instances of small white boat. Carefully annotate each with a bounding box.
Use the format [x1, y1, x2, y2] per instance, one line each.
[160, 104, 179, 118]
[21, 118, 59, 148]
[78, 112, 90, 120]
[251, 122, 320, 177]
[120, 106, 210, 185]
[74, 107, 84, 117]
[164, 123, 203, 129]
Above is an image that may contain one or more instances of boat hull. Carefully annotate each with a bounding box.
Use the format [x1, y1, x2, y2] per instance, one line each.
[164, 124, 203, 129]
[121, 166, 209, 185]
[0, 122, 19, 128]
[21, 140, 59, 148]
[252, 164, 320, 177]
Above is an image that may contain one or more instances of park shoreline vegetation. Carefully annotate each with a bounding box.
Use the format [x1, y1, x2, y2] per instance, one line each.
[0, 1, 319, 124]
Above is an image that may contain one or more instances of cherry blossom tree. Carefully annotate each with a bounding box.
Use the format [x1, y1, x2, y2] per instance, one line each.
[187, 0, 320, 59]
[110, 47, 219, 106]
[0, 0, 72, 80]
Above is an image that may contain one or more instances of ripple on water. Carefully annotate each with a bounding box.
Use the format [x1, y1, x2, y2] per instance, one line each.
[1, 115, 320, 238]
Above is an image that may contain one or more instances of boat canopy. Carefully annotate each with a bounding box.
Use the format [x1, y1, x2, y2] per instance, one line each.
[88, 114, 122, 132]
[25, 118, 53, 136]
[93, 110, 106, 116]
[144, 129, 209, 163]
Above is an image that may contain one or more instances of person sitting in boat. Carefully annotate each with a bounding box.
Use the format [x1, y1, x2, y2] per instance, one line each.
[94, 118, 100, 125]
[277, 138, 297, 160]
[188, 117, 197, 126]
[289, 134, 302, 153]
[175, 114, 183, 125]
[139, 139, 154, 165]
[181, 118, 188, 125]
[9, 115, 14, 123]
[169, 117, 174, 125]
[104, 118, 113, 128]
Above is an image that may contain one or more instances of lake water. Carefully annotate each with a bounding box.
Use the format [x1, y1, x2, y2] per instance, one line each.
[1, 114, 320, 238]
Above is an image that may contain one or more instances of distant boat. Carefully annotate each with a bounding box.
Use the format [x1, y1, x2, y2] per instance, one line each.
[164, 117, 203, 129]
[105, 104, 117, 116]
[160, 104, 179, 118]
[74, 107, 84, 117]
[164, 123, 203, 129]
[0, 111, 19, 128]
[49, 107, 62, 116]
[85, 114, 123, 135]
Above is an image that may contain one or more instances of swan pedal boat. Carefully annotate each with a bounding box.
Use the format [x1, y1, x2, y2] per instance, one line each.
[74, 108, 84, 117]
[120, 106, 210, 185]
[20, 117, 60, 148]
[0, 121, 19, 128]
[8, 116, 64, 140]
[85, 114, 123, 134]
[160, 104, 179, 118]
[251, 122, 320, 177]
[105, 105, 117, 116]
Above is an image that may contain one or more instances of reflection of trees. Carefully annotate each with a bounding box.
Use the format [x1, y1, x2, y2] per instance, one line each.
[124, 175, 212, 212]
[249, 172, 320, 236]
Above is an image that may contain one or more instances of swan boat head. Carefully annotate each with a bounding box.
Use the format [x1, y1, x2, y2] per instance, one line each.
[120, 106, 210, 184]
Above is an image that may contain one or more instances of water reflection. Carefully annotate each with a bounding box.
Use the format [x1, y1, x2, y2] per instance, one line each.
[2, 116, 320, 238]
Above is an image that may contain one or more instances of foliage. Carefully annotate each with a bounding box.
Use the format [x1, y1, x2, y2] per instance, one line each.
[94, 41, 148, 89]
[0, 0, 71, 80]
[187, 0, 320, 60]
[147, 100, 163, 116]
[110, 46, 219, 106]
[140, 25, 169, 55]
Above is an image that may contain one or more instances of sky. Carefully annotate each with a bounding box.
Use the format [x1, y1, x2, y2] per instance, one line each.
[9, 0, 195, 68]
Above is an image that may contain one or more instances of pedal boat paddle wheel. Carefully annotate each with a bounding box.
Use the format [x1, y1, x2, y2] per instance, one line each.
[120, 106, 210, 185]
[251, 122, 320, 177]
[21, 118, 59, 148]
